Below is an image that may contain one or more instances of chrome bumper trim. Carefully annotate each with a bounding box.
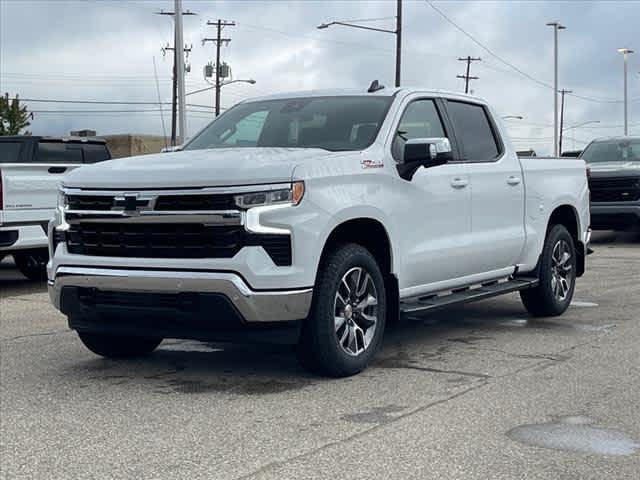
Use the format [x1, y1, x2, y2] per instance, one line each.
[49, 266, 312, 323]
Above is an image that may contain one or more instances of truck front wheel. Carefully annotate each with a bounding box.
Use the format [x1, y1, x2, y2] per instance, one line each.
[77, 332, 162, 358]
[298, 243, 386, 377]
[520, 224, 577, 317]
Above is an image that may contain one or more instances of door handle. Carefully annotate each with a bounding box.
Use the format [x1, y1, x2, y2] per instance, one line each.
[48, 167, 67, 174]
[451, 178, 469, 189]
[507, 176, 521, 186]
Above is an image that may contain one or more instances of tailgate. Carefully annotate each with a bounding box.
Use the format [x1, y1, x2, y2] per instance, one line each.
[0, 163, 79, 227]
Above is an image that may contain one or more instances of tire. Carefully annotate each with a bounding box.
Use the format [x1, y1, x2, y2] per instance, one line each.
[77, 331, 162, 358]
[520, 224, 577, 317]
[14, 249, 49, 282]
[298, 243, 386, 377]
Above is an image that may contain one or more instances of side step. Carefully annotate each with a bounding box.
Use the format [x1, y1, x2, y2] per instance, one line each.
[400, 277, 539, 314]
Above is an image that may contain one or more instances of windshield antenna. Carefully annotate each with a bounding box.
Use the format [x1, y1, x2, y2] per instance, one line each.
[368, 80, 385, 93]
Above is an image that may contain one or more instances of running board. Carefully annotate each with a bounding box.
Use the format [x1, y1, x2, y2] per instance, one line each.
[400, 277, 539, 314]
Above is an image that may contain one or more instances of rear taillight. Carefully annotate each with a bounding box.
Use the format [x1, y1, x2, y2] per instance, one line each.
[0, 169, 3, 210]
[586, 166, 591, 201]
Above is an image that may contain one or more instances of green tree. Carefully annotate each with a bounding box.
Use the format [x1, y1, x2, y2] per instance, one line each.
[0, 93, 32, 135]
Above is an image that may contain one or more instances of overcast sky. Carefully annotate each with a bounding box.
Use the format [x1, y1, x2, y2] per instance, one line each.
[1, 0, 639, 154]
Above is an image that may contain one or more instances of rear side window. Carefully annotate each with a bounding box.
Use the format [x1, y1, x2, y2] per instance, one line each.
[82, 144, 111, 163]
[37, 142, 83, 163]
[446, 101, 501, 161]
[0, 142, 23, 163]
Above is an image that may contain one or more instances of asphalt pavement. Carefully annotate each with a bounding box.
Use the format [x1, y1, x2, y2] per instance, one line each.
[1, 231, 639, 479]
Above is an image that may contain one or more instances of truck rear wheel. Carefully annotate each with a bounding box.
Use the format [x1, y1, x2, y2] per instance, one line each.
[520, 224, 577, 317]
[298, 243, 386, 377]
[77, 331, 162, 358]
[14, 249, 48, 282]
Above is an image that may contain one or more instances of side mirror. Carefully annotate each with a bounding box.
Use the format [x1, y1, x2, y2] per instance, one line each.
[398, 137, 452, 181]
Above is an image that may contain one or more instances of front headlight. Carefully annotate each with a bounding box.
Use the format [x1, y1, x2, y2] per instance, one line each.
[234, 181, 304, 209]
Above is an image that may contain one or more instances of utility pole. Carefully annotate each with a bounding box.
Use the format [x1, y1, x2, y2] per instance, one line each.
[546, 21, 566, 156]
[157, 6, 195, 146]
[395, 0, 402, 87]
[618, 48, 634, 136]
[174, 0, 186, 142]
[457, 56, 481, 94]
[558, 89, 572, 156]
[204, 19, 235, 116]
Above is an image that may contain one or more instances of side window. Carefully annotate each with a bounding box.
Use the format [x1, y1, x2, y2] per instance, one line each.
[392, 99, 446, 161]
[37, 142, 83, 163]
[221, 110, 268, 147]
[82, 144, 111, 163]
[0, 142, 24, 162]
[446, 101, 500, 161]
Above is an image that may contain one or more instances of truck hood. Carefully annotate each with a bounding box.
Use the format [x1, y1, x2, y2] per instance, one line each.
[63, 147, 332, 189]
[588, 161, 640, 174]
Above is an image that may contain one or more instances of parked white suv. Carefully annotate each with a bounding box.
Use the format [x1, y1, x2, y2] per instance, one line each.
[48, 87, 590, 376]
[0, 136, 111, 279]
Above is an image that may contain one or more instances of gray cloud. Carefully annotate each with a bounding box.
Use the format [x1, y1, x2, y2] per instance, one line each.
[1, 0, 638, 154]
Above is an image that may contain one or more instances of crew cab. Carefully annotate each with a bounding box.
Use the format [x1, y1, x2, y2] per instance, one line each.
[0, 136, 111, 279]
[581, 136, 640, 231]
[48, 87, 590, 376]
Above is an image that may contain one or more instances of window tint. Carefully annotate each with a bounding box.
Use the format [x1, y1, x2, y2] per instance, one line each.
[446, 101, 500, 161]
[37, 142, 83, 163]
[581, 139, 640, 163]
[220, 110, 268, 147]
[392, 100, 446, 161]
[0, 142, 23, 163]
[184, 96, 392, 152]
[82, 143, 111, 163]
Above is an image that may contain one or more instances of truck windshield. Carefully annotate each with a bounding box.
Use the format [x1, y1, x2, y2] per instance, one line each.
[183, 96, 392, 152]
[581, 139, 640, 163]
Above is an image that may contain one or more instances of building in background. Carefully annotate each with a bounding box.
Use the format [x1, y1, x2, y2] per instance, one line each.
[70, 131, 169, 159]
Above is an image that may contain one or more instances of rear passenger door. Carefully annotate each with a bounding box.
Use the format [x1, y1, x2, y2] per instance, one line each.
[445, 100, 525, 274]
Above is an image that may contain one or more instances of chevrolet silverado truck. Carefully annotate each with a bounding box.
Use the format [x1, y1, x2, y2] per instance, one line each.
[580, 136, 640, 231]
[48, 86, 590, 377]
[0, 136, 111, 280]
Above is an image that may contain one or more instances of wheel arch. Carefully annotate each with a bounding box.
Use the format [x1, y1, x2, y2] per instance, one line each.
[317, 217, 400, 325]
[547, 204, 585, 277]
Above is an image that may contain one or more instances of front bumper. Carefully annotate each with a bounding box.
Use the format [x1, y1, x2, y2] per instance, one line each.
[49, 266, 312, 329]
[590, 202, 640, 230]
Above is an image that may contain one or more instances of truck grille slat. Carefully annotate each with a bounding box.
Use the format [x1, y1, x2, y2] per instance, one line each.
[589, 176, 640, 202]
[65, 223, 292, 265]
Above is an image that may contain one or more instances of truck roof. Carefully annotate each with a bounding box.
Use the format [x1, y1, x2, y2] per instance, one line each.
[591, 136, 640, 142]
[244, 87, 488, 104]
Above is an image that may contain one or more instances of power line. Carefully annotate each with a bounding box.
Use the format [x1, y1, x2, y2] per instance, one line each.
[19, 97, 214, 109]
[426, 1, 640, 105]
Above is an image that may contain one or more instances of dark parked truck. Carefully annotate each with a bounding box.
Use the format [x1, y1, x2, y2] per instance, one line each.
[582, 137, 640, 231]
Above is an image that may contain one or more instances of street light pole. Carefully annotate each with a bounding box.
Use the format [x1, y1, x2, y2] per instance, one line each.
[558, 88, 572, 156]
[618, 48, 634, 136]
[318, 0, 402, 87]
[546, 21, 565, 156]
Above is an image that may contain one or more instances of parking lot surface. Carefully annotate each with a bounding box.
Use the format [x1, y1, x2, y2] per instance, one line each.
[1, 232, 639, 479]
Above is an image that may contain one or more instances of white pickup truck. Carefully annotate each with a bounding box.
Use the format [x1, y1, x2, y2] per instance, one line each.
[48, 86, 590, 376]
[1, 136, 111, 280]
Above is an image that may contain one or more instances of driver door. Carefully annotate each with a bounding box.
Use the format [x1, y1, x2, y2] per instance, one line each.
[391, 98, 473, 293]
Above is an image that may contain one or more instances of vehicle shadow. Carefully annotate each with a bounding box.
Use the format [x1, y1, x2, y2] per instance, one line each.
[62, 296, 563, 393]
[0, 258, 46, 297]
[591, 230, 640, 245]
